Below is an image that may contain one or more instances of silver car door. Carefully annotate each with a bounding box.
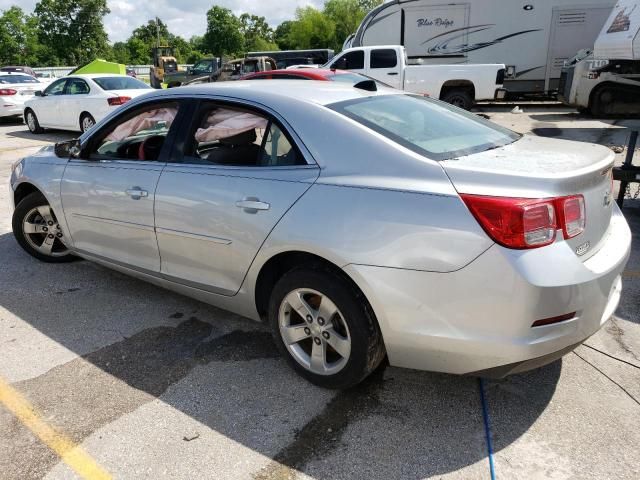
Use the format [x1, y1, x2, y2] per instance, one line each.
[154, 101, 319, 295]
[60, 100, 183, 272]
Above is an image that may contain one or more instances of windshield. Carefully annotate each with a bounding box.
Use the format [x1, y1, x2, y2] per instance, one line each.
[0, 74, 39, 84]
[329, 95, 520, 161]
[93, 76, 151, 91]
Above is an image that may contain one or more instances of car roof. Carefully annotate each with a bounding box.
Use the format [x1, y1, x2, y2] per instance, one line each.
[0, 71, 35, 76]
[152, 79, 402, 107]
[65, 74, 132, 80]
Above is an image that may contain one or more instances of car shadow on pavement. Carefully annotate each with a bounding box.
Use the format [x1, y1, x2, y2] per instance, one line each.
[3, 126, 76, 143]
[0, 232, 561, 479]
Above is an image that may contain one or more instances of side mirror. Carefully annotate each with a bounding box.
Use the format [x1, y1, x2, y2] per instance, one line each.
[35, 90, 44, 97]
[54, 139, 82, 159]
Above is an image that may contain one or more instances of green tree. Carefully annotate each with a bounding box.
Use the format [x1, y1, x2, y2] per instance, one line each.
[0, 7, 50, 66]
[288, 7, 336, 50]
[34, 0, 110, 65]
[239, 13, 277, 52]
[204, 6, 244, 56]
[324, 0, 369, 51]
[274, 20, 294, 50]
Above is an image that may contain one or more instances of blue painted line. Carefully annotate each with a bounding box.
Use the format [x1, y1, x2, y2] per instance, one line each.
[478, 378, 497, 480]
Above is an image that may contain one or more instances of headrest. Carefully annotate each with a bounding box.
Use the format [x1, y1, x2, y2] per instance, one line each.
[219, 129, 257, 146]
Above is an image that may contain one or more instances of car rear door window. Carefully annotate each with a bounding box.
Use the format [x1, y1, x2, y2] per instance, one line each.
[370, 49, 398, 69]
[182, 104, 305, 167]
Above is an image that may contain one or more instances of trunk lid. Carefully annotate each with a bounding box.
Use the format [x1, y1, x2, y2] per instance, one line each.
[441, 135, 615, 260]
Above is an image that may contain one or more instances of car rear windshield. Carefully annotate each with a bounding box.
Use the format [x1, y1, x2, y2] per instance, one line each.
[329, 95, 520, 161]
[0, 75, 39, 84]
[93, 77, 151, 91]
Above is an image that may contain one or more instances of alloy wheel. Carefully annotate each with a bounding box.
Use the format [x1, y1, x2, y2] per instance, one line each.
[278, 288, 351, 376]
[22, 205, 69, 257]
[82, 116, 95, 133]
[27, 112, 36, 132]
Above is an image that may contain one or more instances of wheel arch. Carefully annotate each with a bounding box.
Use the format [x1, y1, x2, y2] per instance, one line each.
[253, 250, 378, 326]
[439, 80, 476, 100]
[13, 182, 43, 208]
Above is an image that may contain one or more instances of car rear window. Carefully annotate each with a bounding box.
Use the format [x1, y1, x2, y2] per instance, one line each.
[0, 75, 39, 84]
[93, 77, 151, 91]
[329, 95, 520, 161]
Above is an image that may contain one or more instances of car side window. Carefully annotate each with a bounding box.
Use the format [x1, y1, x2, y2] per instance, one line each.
[259, 123, 303, 167]
[371, 49, 398, 69]
[331, 51, 365, 70]
[182, 104, 305, 167]
[44, 79, 66, 96]
[88, 102, 180, 161]
[66, 78, 90, 95]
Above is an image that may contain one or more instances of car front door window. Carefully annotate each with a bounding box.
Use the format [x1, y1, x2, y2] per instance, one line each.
[90, 103, 179, 162]
[44, 79, 66, 96]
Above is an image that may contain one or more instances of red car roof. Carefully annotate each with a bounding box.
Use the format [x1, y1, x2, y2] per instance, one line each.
[241, 69, 351, 81]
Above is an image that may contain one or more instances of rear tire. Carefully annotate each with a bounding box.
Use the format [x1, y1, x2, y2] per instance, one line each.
[80, 113, 95, 133]
[269, 265, 385, 389]
[441, 89, 474, 110]
[12, 192, 76, 263]
[25, 109, 43, 134]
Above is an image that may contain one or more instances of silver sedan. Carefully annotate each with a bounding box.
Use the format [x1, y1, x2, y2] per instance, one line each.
[9, 81, 631, 389]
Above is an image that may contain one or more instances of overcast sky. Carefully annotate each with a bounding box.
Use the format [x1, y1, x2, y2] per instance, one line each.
[0, 0, 325, 42]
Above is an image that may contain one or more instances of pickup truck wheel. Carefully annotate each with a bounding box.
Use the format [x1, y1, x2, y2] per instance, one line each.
[442, 89, 474, 110]
[590, 87, 614, 117]
[25, 109, 43, 134]
[269, 266, 386, 389]
[12, 192, 76, 263]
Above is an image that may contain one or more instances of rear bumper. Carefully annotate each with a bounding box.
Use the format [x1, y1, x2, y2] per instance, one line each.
[0, 100, 24, 117]
[344, 206, 631, 375]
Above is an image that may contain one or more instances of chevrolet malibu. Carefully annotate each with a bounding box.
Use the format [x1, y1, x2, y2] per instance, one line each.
[9, 81, 631, 389]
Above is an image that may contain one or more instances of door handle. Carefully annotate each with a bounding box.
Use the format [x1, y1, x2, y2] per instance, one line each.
[387, 72, 399, 76]
[126, 187, 149, 200]
[236, 197, 270, 213]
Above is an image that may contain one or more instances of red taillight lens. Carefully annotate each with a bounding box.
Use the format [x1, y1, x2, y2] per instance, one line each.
[461, 194, 586, 249]
[107, 96, 131, 106]
[559, 195, 585, 239]
[460, 195, 557, 249]
[0, 88, 17, 96]
[531, 312, 576, 328]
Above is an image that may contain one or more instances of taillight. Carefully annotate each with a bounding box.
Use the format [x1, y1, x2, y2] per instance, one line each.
[558, 195, 585, 239]
[107, 96, 131, 106]
[461, 194, 586, 249]
[0, 88, 17, 96]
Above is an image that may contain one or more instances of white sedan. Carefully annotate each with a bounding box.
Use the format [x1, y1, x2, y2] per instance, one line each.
[0, 72, 43, 119]
[24, 74, 152, 134]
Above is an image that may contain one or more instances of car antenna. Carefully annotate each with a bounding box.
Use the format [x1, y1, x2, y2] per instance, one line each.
[353, 80, 377, 92]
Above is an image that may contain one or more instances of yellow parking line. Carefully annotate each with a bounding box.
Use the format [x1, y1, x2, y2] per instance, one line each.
[0, 376, 111, 480]
[623, 270, 640, 278]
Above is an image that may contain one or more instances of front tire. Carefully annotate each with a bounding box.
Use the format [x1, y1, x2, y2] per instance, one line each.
[269, 266, 385, 389]
[25, 109, 43, 134]
[12, 192, 76, 263]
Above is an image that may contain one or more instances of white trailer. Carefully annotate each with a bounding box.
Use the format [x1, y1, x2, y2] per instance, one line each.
[346, 0, 616, 95]
[559, 0, 640, 115]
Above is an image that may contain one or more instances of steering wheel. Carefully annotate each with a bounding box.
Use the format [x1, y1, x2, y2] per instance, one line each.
[137, 135, 165, 161]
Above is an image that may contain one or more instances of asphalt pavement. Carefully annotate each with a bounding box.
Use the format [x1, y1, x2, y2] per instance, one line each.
[0, 107, 639, 480]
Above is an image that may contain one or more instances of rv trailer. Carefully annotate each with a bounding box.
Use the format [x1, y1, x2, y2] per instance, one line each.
[347, 0, 617, 95]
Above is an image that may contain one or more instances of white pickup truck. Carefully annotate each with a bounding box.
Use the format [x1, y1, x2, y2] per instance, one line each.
[325, 45, 506, 110]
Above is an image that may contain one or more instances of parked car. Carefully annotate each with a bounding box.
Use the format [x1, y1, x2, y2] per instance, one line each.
[24, 74, 152, 133]
[325, 45, 506, 109]
[9, 81, 631, 389]
[126, 68, 137, 78]
[242, 68, 384, 86]
[1, 65, 37, 78]
[0, 72, 43, 119]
